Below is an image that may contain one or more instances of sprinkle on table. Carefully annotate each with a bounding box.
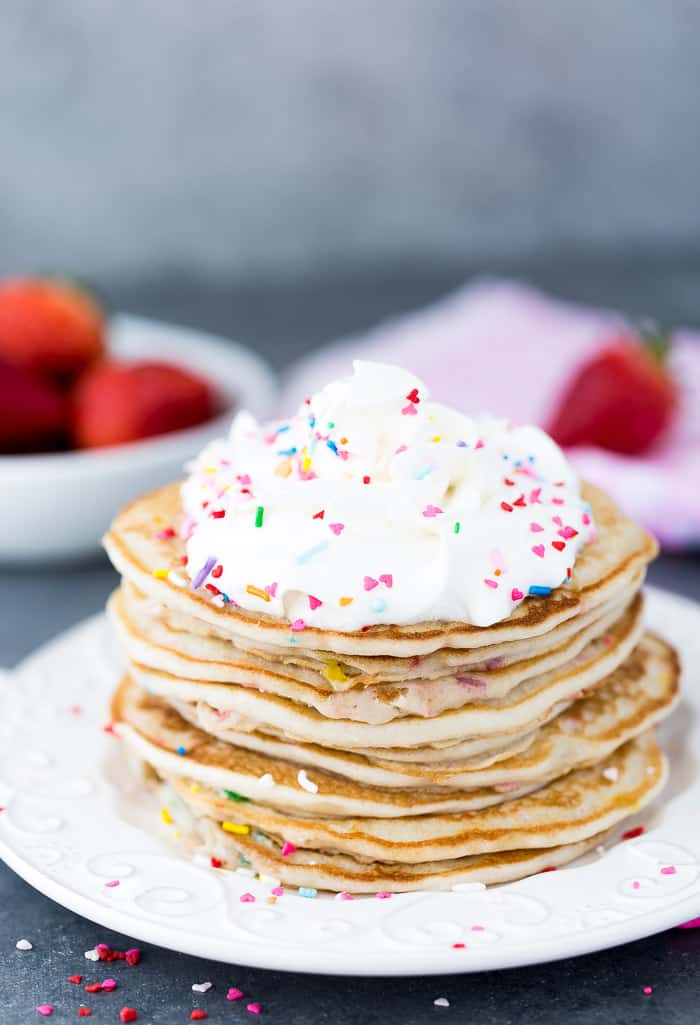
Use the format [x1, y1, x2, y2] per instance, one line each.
[15, 938, 33, 950]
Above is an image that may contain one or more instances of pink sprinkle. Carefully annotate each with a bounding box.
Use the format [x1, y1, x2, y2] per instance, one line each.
[484, 579, 498, 589]
[155, 527, 176, 541]
[660, 865, 677, 875]
[379, 573, 393, 588]
[552, 515, 563, 526]
[271, 886, 285, 896]
[422, 504, 444, 517]
[281, 841, 296, 857]
[511, 588, 524, 601]
[552, 497, 564, 505]
[531, 544, 545, 558]
[395, 444, 408, 455]
[290, 619, 306, 632]
[36, 1006, 53, 1017]
[475, 439, 484, 449]
[376, 891, 392, 899]
[101, 979, 118, 992]
[338, 891, 354, 900]
[308, 595, 322, 610]
[329, 523, 344, 535]
[247, 1003, 261, 1015]
[265, 582, 278, 598]
[559, 526, 578, 539]
[643, 986, 653, 996]
[238, 474, 252, 485]
[678, 918, 700, 928]
[363, 576, 379, 591]
[632, 880, 641, 890]
[470, 925, 485, 932]
[530, 522, 544, 533]
[529, 487, 542, 504]
[240, 892, 256, 903]
[401, 403, 417, 416]
[227, 989, 244, 1001]
[105, 880, 120, 888]
[582, 512, 591, 525]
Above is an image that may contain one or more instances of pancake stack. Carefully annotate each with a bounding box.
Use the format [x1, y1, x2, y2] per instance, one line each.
[104, 479, 678, 892]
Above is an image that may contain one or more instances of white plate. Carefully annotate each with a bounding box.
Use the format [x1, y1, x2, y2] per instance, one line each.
[0, 314, 277, 562]
[0, 586, 699, 976]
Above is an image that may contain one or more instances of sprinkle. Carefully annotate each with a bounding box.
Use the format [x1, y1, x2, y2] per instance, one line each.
[513, 493, 526, 507]
[77, 1010, 91, 1018]
[190, 1012, 208, 1021]
[211, 564, 223, 579]
[484, 579, 498, 589]
[210, 857, 223, 869]
[324, 660, 348, 683]
[36, 1006, 53, 1017]
[223, 790, 250, 803]
[160, 807, 174, 825]
[101, 979, 118, 991]
[272, 885, 285, 896]
[119, 1010, 138, 1023]
[211, 509, 226, 518]
[247, 1003, 262, 1015]
[363, 475, 371, 484]
[290, 619, 306, 632]
[258, 773, 275, 787]
[500, 501, 513, 512]
[406, 387, 420, 403]
[452, 943, 465, 949]
[530, 487, 542, 504]
[531, 544, 545, 558]
[239, 892, 256, 903]
[227, 989, 244, 1001]
[152, 568, 169, 580]
[376, 891, 392, 899]
[511, 588, 524, 601]
[370, 597, 386, 613]
[422, 504, 444, 517]
[313, 509, 325, 520]
[297, 540, 329, 564]
[246, 585, 270, 602]
[326, 440, 338, 455]
[395, 444, 408, 455]
[297, 769, 318, 794]
[622, 826, 645, 840]
[602, 767, 619, 782]
[415, 465, 433, 480]
[379, 573, 393, 587]
[475, 438, 484, 449]
[222, 822, 250, 835]
[281, 841, 296, 857]
[308, 594, 323, 610]
[15, 938, 33, 950]
[104, 880, 120, 888]
[551, 540, 566, 552]
[192, 557, 217, 590]
[254, 506, 264, 528]
[155, 527, 176, 541]
[176, 746, 187, 756]
[530, 522, 544, 532]
[643, 986, 653, 996]
[434, 997, 450, 1008]
[528, 585, 551, 596]
[363, 576, 379, 591]
[339, 596, 353, 606]
[559, 526, 578, 539]
[402, 404, 417, 416]
[453, 522, 461, 534]
[456, 440, 467, 447]
[431, 435, 441, 443]
[299, 887, 317, 899]
[84, 950, 100, 962]
[265, 582, 278, 597]
[329, 522, 344, 535]
[660, 865, 677, 875]
[337, 891, 354, 901]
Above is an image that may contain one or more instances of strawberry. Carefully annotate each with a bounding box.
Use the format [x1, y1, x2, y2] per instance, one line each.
[547, 332, 677, 455]
[0, 358, 67, 453]
[72, 360, 216, 449]
[0, 277, 104, 384]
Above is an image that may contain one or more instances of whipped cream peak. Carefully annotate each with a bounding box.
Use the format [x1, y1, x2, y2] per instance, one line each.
[181, 361, 594, 630]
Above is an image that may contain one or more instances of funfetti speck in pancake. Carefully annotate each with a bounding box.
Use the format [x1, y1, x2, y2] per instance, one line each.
[103, 360, 676, 893]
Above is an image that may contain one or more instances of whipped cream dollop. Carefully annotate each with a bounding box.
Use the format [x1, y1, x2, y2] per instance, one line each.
[181, 361, 594, 630]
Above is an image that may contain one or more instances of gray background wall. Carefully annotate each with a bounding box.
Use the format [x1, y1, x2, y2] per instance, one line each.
[1, 1, 699, 282]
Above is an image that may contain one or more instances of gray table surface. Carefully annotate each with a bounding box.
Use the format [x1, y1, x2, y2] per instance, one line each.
[2, 268, 700, 1024]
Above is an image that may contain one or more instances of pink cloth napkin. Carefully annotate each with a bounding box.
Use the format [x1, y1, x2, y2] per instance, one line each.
[281, 281, 700, 547]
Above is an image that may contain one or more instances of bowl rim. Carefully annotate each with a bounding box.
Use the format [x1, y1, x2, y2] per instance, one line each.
[0, 312, 277, 477]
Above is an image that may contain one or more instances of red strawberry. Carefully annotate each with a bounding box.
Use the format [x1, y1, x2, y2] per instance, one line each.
[72, 360, 216, 449]
[0, 358, 67, 453]
[0, 277, 104, 384]
[547, 333, 677, 455]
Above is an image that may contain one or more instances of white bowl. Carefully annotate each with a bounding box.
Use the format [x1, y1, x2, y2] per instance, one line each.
[0, 314, 277, 562]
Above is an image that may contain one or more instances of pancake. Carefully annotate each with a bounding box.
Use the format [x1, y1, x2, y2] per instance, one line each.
[103, 479, 657, 657]
[111, 585, 638, 721]
[126, 595, 644, 749]
[112, 634, 677, 817]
